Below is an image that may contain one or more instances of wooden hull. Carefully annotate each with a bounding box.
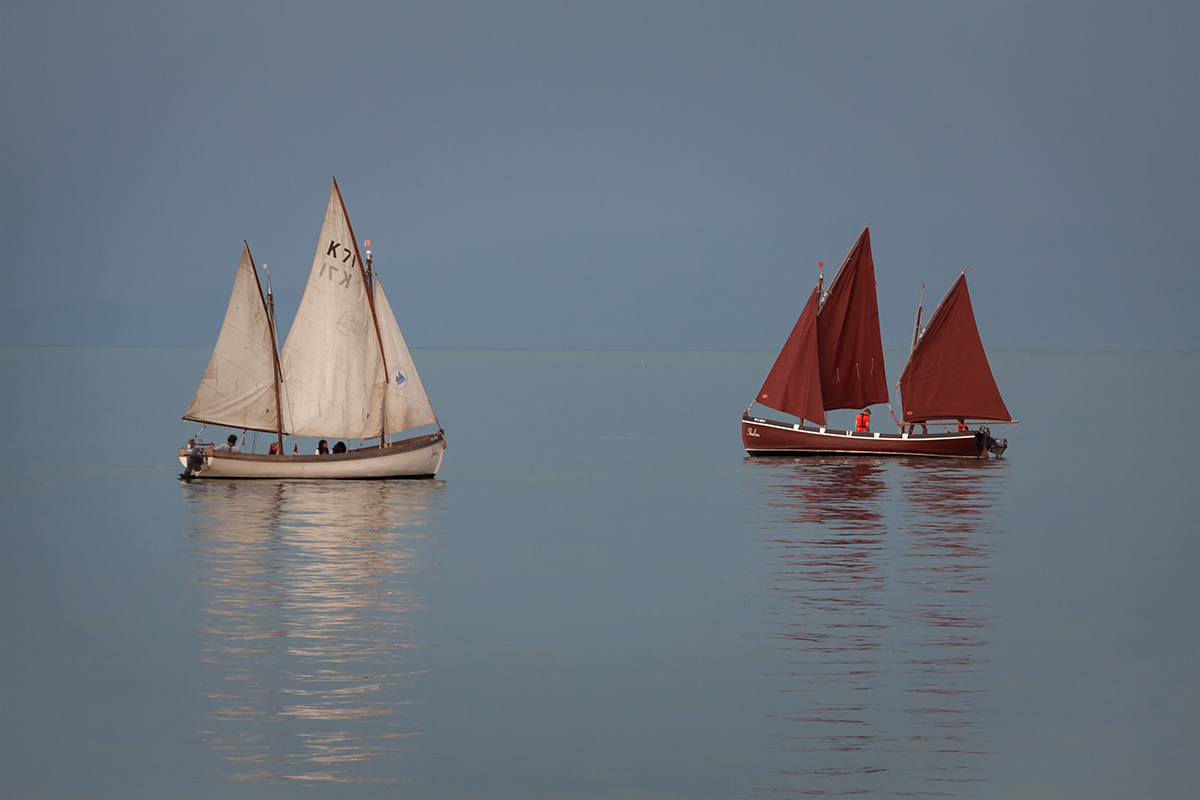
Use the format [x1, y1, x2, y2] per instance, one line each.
[742, 415, 988, 459]
[180, 431, 445, 479]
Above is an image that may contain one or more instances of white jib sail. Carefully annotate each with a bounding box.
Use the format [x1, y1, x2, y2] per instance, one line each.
[280, 181, 386, 440]
[374, 277, 438, 435]
[185, 242, 282, 432]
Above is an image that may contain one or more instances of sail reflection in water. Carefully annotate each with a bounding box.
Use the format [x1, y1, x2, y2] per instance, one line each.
[182, 479, 443, 785]
[750, 456, 1005, 797]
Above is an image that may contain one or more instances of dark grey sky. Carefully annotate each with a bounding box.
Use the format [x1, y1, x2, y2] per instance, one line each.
[2, 1, 1196, 350]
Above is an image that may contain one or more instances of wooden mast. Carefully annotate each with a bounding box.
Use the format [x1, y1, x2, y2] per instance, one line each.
[264, 268, 285, 454]
[892, 284, 926, 433]
[910, 284, 925, 355]
[247, 241, 285, 453]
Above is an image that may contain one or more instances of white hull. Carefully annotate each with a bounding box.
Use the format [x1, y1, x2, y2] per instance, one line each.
[180, 432, 445, 479]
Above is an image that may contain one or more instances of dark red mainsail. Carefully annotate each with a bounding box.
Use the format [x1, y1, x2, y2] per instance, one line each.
[756, 286, 825, 425]
[899, 273, 1012, 423]
[816, 227, 889, 411]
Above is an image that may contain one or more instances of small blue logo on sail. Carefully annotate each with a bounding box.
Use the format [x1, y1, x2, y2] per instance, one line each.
[393, 367, 407, 389]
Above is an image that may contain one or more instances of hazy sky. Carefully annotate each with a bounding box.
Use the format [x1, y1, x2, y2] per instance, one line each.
[2, 0, 1196, 350]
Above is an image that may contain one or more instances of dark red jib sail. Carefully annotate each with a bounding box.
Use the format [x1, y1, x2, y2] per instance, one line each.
[816, 227, 889, 410]
[899, 273, 1012, 423]
[756, 286, 825, 425]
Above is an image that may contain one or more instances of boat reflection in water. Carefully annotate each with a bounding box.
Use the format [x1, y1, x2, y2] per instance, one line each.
[749, 455, 1005, 797]
[181, 479, 444, 785]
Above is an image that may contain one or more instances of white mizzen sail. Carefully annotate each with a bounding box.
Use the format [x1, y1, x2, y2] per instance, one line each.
[185, 242, 283, 432]
[280, 180, 386, 440]
[375, 277, 438, 435]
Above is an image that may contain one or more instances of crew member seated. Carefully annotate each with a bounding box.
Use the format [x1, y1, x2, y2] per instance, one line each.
[855, 408, 872, 433]
[957, 418, 970, 432]
[332, 441, 347, 454]
[215, 434, 239, 453]
[316, 439, 329, 455]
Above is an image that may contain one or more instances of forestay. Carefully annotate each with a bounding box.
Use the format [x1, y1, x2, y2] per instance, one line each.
[184, 242, 282, 432]
[280, 182, 386, 440]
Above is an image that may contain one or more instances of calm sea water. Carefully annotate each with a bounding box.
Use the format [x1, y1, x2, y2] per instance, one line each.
[1, 348, 1196, 799]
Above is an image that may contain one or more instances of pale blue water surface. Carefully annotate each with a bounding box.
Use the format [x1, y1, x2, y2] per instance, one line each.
[1, 348, 1196, 799]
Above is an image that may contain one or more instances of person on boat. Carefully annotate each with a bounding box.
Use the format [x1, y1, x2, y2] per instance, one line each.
[957, 418, 970, 432]
[268, 442, 279, 455]
[316, 439, 329, 455]
[907, 422, 928, 435]
[215, 434, 240, 453]
[855, 408, 872, 433]
[332, 441, 347, 454]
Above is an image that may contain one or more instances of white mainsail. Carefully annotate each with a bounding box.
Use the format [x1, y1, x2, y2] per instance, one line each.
[185, 242, 282, 433]
[280, 180, 387, 440]
[375, 277, 438, 435]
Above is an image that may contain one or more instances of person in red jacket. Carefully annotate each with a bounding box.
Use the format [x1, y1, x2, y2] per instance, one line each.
[855, 408, 872, 432]
[957, 418, 970, 432]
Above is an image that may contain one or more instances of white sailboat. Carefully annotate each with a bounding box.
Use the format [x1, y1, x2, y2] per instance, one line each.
[180, 178, 446, 479]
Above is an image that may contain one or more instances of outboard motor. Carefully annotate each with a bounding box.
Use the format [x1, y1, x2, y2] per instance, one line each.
[976, 424, 1008, 458]
[180, 443, 207, 480]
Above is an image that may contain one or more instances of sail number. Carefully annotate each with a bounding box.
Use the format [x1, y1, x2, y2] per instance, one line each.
[319, 240, 358, 288]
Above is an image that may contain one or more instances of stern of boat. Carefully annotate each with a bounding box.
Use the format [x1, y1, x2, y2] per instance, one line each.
[980, 425, 1008, 458]
[178, 440, 213, 479]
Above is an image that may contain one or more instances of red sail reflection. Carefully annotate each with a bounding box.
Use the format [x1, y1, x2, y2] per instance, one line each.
[748, 456, 1005, 797]
[182, 479, 443, 786]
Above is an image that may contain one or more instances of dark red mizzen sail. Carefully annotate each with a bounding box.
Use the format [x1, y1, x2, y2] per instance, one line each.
[899, 273, 1012, 422]
[816, 227, 889, 411]
[756, 286, 825, 425]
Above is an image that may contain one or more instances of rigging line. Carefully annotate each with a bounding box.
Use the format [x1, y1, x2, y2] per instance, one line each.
[248, 241, 287, 451]
[335, 177, 390, 446]
[897, 270, 964, 384]
[817, 229, 864, 314]
[908, 283, 925, 359]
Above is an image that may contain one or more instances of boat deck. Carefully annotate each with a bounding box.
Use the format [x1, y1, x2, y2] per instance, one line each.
[742, 415, 987, 458]
[180, 431, 446, 479]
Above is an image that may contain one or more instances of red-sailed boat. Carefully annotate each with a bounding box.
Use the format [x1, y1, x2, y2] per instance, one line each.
[742, 227, 1015, 459]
